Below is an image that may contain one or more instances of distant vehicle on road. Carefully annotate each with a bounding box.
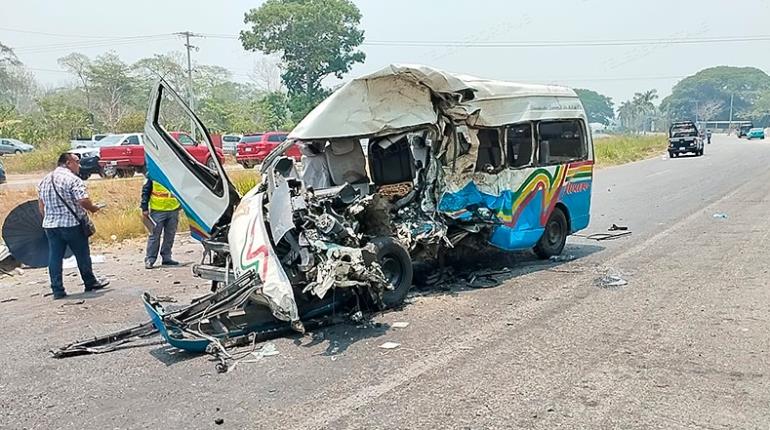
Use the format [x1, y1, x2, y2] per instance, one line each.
[236, 132, 296, 168]
[746, 128, 765, 140]
[737, 123, 753, 138]
[668, 121, 704, 157]
[0, 138, 34, 155]
[221, 134, 241, 155]
[99, 131, 224, 178]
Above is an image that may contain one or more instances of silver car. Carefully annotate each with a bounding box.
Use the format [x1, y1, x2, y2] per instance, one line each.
[0, 138, 34, 155]
[221, 134, 242, 155]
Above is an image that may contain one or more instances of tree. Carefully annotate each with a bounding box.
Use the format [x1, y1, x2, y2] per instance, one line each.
[660, 66, 770, 122]
[256, 91, 292, 131]
[696, 100, 724, 125]
[240, 0, 366, 122]
[574, 89, 614, 125]
[88, 51, 139, 130]
[58, 53, 93, 112]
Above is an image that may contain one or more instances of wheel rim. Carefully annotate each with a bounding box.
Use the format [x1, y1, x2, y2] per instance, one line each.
[380, 255, 403, 287]
[545, 218, 565, 248]
[207, 159, 216, 170]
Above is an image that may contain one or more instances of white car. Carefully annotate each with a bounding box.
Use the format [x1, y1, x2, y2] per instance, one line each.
[221, 134, 242, 155]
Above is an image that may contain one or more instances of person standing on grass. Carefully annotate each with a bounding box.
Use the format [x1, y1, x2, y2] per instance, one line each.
[37, 153, 109, 300]
[140, 176, 181, 269]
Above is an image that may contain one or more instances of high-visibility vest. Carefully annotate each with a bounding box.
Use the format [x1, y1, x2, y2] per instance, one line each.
[149, 182, 181, 212]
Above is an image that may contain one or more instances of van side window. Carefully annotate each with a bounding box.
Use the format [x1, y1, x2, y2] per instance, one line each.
[474, 128, 502, 172]
[268, 134, 287, 142]
[124, 135, 140, 145]
[537, 120, 587, 165]
[506, 123, 533, 168]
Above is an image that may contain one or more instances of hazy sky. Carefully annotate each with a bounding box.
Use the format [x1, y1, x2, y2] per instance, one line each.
[3, 0, 770, 106]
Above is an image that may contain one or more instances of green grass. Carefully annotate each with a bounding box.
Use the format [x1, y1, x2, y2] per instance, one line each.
[2, 142, 71, 174]
[594, 134, 668, 167]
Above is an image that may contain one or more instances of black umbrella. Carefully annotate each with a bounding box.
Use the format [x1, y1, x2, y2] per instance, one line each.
[2, 200, 72, 268]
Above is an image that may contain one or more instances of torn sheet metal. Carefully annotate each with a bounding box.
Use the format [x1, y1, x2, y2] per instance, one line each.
[290, 64, 582, 141]
[228, 189, 300, 325]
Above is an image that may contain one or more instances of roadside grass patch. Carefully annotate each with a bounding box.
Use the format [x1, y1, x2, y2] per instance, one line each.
[594, 134, 668, 167]
[0, 170, 262, 244]
[2, 142, 71, 174]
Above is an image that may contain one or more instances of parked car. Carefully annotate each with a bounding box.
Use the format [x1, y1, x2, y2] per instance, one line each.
[746, 128, 765, 140]
[99, 131, 224, 178]
[236, 132, 297, 168]
[68, 133, 128, 179]
[668, 121, 704, 157]
[0, 138, 34, 155]
[221, 134, 241, 155]
[70, 133, 109, 149]
[0, 161, 6, 184]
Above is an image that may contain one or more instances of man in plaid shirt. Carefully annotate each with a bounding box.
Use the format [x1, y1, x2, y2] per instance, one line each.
[37, 153, 109, 299]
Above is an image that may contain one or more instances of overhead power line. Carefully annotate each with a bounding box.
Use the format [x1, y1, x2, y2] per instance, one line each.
[199, 32, 770, 47]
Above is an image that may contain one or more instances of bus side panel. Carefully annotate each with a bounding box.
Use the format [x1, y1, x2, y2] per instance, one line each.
[559, 161, 593, 233]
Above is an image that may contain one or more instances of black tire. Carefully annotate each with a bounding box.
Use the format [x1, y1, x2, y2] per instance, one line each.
[14, 150, 21, 155]
[116, 168, 134, 178]
[534, 207, 568, 259]
[668, 151, 674, 158]
[370, 237, 413, 308]
[78, 171, 91, 180]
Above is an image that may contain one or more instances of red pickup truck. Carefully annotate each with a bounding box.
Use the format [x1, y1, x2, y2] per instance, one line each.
[99, 131, 224, 178]
[236, 131, 299, 168]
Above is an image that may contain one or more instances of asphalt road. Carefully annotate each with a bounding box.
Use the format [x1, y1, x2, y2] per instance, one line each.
[2, 134, 770, 429]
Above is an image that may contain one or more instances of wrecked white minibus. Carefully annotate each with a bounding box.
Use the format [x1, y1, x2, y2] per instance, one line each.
[54, 65, 593, 359]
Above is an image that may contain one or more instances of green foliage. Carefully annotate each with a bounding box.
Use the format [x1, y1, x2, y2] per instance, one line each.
[575, 89, 614, 125]
[257, 92, 293, 130]
[617, 89, 659, 132]
[660, 66, 770, 122]
[241, 0, 366, 121]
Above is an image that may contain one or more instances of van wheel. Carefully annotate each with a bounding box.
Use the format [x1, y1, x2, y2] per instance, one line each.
[534, 207, 568, 259]
[14, 150, 21, 155]
[370, 237, 413, 308]
[206, 157, 217, 171]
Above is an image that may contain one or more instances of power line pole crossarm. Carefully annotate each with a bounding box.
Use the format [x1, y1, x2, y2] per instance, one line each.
[175, 31, 202, 137]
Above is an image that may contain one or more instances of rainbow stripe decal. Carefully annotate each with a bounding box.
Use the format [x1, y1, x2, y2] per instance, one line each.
[438, 160, 593, 230]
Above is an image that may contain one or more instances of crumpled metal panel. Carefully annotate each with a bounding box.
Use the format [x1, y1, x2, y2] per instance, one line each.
[228, 189, 300, 324]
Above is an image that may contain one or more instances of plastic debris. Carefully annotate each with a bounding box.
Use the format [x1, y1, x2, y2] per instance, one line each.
[608, 224, 628, 231]
[1, 297, 18, 303]
[63, 254, 105, 269]
[392, 321, 410, 329]
[549, 254, 576, 262]
[379, 342, 401, 350]
[712, 213, 728, 219]
[596, 275, 628, 288]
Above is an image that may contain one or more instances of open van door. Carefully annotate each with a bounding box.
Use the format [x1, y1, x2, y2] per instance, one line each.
[144, 80, 239, 240]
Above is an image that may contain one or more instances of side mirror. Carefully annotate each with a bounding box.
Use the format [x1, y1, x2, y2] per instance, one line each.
[539, 140, 550, 165]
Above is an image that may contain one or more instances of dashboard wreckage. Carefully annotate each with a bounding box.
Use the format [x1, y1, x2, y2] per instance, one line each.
[53, 65, 594, 366]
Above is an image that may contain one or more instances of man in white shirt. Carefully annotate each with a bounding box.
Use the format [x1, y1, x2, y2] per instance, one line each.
[37, 153, 109, 299]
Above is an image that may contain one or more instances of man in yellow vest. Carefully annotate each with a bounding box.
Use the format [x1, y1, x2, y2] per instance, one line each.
[140, 177, 181, 269]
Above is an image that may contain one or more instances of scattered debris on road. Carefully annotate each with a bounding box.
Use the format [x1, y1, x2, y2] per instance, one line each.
[61, 300, 86, 306]
[392, 321, 410, 329]
[712, 213, 728, 219]
[1, 297, 18, 303]
[596, 275, 628, 289]
[549, 254, 576, 262]
[379, 342, 401, 350]
[608, 224, 628, 231]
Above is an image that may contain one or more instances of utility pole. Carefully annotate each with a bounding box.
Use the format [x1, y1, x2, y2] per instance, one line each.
[728, 93, 734, 133]
[175, 31, 201, 138]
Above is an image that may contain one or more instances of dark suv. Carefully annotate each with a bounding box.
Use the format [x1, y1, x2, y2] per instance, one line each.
[668, 121, 704, 157]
